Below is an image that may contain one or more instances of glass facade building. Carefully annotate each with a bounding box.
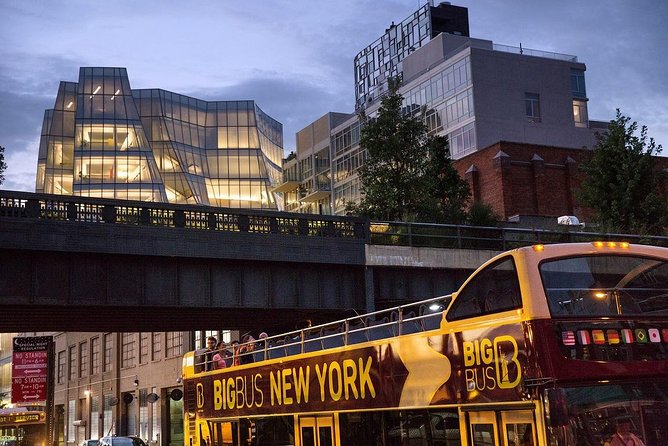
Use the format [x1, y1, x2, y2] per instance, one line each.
[36, 67, 283, 209]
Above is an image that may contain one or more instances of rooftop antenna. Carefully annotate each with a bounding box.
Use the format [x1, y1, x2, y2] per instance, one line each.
[520, 42, 523, 54]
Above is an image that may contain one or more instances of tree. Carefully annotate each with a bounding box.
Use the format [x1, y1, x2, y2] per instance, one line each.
[0, 145, 7, 185]
[578, 110, 667, 235]
[347, 78, 470, 223]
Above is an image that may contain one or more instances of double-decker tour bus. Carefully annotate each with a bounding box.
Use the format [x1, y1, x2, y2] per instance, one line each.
[181, 242, 668, 446]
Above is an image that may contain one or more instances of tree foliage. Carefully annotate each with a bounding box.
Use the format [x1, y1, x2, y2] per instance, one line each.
[578, 110, 667, 235]
[347, 78, 471, 223]
[0, 145, 7, 185]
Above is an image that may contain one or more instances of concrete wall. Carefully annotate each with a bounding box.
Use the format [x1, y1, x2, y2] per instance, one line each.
[471, 48, 598, 151]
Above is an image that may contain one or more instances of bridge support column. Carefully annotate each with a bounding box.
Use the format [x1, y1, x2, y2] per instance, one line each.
[365, 266, 375, 313]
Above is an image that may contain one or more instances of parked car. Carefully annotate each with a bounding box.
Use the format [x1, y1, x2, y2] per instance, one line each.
[81, 440, 99, 446]
[98, 437, 147, 446]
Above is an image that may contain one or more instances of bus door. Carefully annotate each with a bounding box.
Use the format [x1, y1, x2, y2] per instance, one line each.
[298, 415, 335, 446]
[468, 411, 498, 446]
[467, 410, 537, 446]
[500, 410, 536, 446]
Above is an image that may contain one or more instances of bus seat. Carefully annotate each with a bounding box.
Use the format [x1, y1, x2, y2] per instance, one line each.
[347, 320, 369, 344]
[269, 339, 286, 359]
[303, 329, 323, 352]
[400, 311, 423, 335]
[366, 316, 393, 340]
[321, 325, 344, 349]
[420, 304, 442, 331]
[284, 335, 302, 355]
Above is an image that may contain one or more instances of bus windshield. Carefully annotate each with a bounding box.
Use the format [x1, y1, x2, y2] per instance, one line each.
[540, 254, 668, 317]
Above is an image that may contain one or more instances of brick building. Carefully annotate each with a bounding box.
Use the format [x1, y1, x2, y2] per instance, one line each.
[454, 141, 668, 223]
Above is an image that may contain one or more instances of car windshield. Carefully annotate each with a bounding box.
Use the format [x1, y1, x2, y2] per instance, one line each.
[110, 439, 140, 446]
[540, 255, 668, 317]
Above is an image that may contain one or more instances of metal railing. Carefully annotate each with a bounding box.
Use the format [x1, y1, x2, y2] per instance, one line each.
[368, 221, 668, 250]
[0, 190, 367, 240]
[192, 294, 452, 371]
[3, 190, 668, 250]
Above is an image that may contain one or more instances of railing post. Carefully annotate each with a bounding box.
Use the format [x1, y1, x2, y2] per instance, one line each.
[25, 199, 40, 219]
[208, 212, 217, 230]
[173, 210, 185, 228]
[102, 205, 117, 223]
[140, 208, 150, 225]
[501, 227, 506, 251]
[408, 223, 412, 246]
[298, 218, 309, 236]
[67, 203, 77, 221]
[457, 225, 462, 249]
[238, 214, 250, 233]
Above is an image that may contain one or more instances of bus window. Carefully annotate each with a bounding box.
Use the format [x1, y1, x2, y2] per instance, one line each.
[298, 416, 332, 446]
[251, 416, 294, 446]
[540, 255, 668, 317]
[339, 410, 461, 446]
[500, 410, 535, 446]
[447, 257, 521, 321]
[547, 381, 668, 446]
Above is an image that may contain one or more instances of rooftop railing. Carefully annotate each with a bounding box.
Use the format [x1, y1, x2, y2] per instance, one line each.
[492, 43, 578, 62]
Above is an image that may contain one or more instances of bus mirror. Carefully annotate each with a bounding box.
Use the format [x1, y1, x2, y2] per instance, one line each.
[544, 388, 569, 426]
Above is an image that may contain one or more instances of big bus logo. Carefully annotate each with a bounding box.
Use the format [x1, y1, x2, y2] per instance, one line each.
[196, 383, 205, 408]
[462, 335, 521, 392]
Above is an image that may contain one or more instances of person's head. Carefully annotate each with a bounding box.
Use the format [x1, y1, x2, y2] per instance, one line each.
[216, 341, 226, 351]
[206, 336, 217, 349]
[258, 332, 268, 340]
[615, 418, 632, 434]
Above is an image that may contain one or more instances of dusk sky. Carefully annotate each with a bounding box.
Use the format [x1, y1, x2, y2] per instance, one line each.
[1, 0, 666, 191]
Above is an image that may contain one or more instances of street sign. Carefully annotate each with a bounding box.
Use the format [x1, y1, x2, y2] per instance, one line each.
[11, 336, 52, 404]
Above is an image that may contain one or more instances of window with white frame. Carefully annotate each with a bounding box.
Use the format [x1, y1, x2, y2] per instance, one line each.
[166, 332, 183, 357]
[68, 346, 76, 381]
[103, 333, 112, 372]
[152, 332, 162, 361]
[525, 93, 541, 122]
[79, 341, 88, 378]
[91, 337, 100, 375]
[57, 350, 66, 384]
[121, 333, 136, 368]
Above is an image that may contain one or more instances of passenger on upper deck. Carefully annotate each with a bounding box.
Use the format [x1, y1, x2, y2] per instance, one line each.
[204, 336, 217, 371]
[212, 341, 228, 369]
[239, 335, 256, 365]
[230, 340, 240, 366]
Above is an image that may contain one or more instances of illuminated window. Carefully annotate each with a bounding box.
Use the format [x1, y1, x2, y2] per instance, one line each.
[573, 100, 588, 128]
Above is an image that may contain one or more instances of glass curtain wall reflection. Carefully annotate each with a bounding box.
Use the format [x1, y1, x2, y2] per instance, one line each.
[36, 67, 283, 209]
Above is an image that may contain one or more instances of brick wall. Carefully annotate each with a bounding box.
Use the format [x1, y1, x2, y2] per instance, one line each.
[453, 141, 668, 221]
